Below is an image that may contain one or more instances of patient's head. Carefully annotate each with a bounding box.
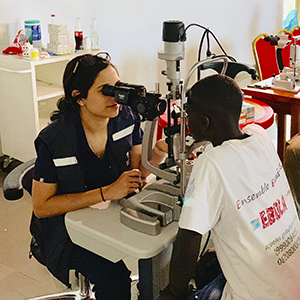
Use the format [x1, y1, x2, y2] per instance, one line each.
[51, 52, 115, 120]
[186, 74, 243, 143]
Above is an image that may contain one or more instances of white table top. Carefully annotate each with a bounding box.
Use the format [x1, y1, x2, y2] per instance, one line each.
[65, 200, 178, 263]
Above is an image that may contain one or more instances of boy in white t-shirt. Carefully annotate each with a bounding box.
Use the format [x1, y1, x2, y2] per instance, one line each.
[158, 75, 300, 300]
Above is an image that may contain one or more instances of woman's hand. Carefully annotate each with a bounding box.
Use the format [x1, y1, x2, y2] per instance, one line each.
[32, 169, 143, 218]
[103, 169, 143, 201]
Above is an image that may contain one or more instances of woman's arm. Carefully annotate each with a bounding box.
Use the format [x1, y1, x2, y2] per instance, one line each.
[32, 169, 143, 219]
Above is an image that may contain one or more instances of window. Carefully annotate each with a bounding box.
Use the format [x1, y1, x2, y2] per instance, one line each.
[283, 0, 298, 20]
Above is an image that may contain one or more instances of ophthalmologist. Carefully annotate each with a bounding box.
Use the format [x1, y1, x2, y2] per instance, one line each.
[30, 52, 167, 300]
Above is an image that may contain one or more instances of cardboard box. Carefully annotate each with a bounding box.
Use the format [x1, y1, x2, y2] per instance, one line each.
[239, 111, 247, 125]
[48, 23, 68, 35]
[47, 43, 75, 55]
[242, 102, 255, 120]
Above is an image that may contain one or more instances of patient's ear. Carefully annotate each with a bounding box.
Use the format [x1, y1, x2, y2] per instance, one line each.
[201, 115, 210, 131]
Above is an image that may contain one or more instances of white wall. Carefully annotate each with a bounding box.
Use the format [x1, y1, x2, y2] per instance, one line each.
[0, 0, 283, 88]
[0, 0, 283, 156]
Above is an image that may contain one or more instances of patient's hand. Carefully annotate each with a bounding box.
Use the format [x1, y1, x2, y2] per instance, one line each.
[154, 139, 168, 155]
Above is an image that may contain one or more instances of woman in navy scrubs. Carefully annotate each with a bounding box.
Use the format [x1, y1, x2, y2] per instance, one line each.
[30, 52, 166, 299]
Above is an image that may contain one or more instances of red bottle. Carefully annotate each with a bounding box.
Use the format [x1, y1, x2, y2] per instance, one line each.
[74, 17, 83, 50]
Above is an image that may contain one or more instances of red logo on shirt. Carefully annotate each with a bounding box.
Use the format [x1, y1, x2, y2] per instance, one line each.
[259, 195, 288, 229]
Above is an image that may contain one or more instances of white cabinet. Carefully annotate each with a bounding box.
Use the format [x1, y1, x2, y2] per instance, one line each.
[0, 52, 95, 162]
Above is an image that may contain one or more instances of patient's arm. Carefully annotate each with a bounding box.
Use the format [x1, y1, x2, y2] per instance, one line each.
[160, 228, 202, 300]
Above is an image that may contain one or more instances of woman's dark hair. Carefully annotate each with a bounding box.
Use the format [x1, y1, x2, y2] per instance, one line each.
[50, 54, 113, 120]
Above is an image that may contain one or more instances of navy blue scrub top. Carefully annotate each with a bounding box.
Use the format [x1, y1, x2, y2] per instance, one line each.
[33, 115, 143, 191]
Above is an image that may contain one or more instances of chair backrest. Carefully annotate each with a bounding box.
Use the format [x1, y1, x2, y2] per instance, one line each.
[3, 158, 35, 201]
[277, 29, 293, 35]
[252, 31, 296, 80]
[252, 33, 279, 80]
[291, 25, 300, 37]
[291, 25, 300, 47]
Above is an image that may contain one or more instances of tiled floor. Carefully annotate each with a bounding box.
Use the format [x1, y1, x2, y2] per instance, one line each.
[0, 168, 138, 300]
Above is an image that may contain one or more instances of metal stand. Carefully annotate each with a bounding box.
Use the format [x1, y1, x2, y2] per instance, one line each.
[137, 244, 173, 300]
[27, 273, 93, 300]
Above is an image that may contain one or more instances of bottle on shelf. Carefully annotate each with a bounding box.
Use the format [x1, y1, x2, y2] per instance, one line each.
[74, 17, 83, 50]
[50, 14, 56, 24]
[90, 17, 100, 51]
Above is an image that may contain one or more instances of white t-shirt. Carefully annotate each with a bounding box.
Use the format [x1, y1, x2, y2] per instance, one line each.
[179, 124, 300, 300]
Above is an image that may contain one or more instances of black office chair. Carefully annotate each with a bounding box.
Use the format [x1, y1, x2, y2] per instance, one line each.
[3, 159, 94, 300]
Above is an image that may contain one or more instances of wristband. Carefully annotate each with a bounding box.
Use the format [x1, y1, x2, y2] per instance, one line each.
[100, 186, 106, 202]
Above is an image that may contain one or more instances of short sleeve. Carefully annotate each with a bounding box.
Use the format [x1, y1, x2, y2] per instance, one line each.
[132, 118, 143, 146]
[33, 141, 58, 183]
[179, 155, 224, 235]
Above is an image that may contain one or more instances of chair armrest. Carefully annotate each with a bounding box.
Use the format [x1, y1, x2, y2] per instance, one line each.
[3, 158, 35, 200]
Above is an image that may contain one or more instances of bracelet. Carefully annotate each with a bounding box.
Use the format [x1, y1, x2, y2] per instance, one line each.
[100, 187, 106, 202]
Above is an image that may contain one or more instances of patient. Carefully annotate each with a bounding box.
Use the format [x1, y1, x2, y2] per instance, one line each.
[30, 52, 166, 300]
[158, 74, 300, 300]
[284, 134, 300, 216]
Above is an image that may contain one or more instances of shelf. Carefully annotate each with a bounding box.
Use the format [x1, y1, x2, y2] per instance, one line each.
[27, 50, 100, 66]
[39, 117, 51, 130]
[0, 51, 98, 162]
[36, 80, 64, 101]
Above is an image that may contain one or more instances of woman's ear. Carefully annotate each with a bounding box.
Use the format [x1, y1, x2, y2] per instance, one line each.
[72, 90, 85, 106]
